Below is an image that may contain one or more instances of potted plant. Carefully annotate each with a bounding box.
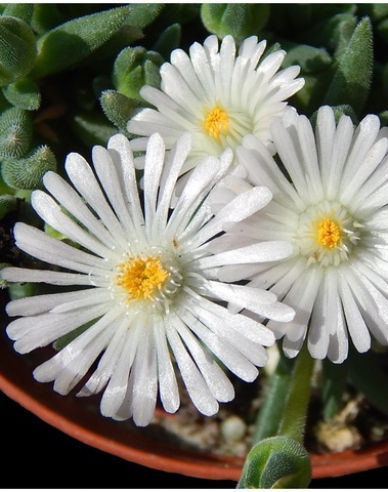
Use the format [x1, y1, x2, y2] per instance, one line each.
[2, 4, 388, 489]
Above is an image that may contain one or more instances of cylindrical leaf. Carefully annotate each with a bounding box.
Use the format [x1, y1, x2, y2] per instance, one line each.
[113, 47, 162, 101]
[0, 16, 37, 86]
[0, 107, 32, 158]
[200, 3, 270, 43]
[100, 90, 139, 132]
[2, 145, 57, 190]
[237, 436, 311, 489]
[2, 78, 41, 110]
[31, 6, 132, 78]
[323, 17, 373, 115]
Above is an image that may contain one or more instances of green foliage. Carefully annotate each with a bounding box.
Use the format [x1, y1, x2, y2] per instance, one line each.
[253, 353, 295, 444]
[201, 3, 269, 44]
[323, 17, 373, 115]
[153, 24, 181, 60]
[2, 3, 34, 24]
[113, 46, 163, 101]
[0, 15, 36, 86]
[237, 436, 311, 489]
[2, 78, 41, 110]
[31, 6, 131, 78]
[282, 44, 331, 74]
[2, 145, 57, 190]
[1, 7, 388, 486]
[70, 111, 117, 148]
[100, 90, 139, 133]
[0, 107, 32, 158]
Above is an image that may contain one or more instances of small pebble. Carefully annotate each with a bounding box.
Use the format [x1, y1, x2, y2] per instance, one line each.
[221, 415, 247, 443]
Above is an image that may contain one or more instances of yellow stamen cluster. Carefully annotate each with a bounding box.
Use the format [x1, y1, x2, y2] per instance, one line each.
[317, 218, 342, 249]
[204, 106, 230, 140]
[116, 255, 169, 301]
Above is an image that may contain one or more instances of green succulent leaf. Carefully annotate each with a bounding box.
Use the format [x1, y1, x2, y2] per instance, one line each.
[2, 78, 41, 110]
[2, 145, 57, 190]
[0, 15, 37, 86]
[237, 436, 311, 489]
[282, 43, 331, 74]
[113, 46, 162, 101]
[253, 353, 295, 444]
[200, 3, 269, 44]
[70, 111, 117, 148]
[0, 107, 32, 158]
[30, 4, 67, 34]
[153, 23, 181, 60]
[31, 6, 133, 78]
[100, 90, 139, 133]
[323, 17, 373, 115]
[2, 3, 34, 24]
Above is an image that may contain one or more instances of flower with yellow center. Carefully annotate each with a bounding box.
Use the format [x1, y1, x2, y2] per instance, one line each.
[228, 105, 388, 363]
[317, 218, 341, 249]
[203, 106, 230, 141]
[1, 132, 294, 427]
[128, 34, 304, 176]
[116, 255, 170, 301]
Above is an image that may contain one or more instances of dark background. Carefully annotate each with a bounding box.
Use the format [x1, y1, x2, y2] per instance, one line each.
[1, 390, 387, 489]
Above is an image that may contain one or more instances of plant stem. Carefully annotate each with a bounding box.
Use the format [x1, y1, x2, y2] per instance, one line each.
[277, 342, 315, 443]
[253, 348, 294, 444]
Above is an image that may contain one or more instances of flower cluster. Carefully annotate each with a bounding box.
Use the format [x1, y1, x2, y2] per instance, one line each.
[3, 33, 388, 427]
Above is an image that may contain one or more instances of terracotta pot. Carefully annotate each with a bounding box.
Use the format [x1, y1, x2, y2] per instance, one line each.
[1, 294, 388, 482]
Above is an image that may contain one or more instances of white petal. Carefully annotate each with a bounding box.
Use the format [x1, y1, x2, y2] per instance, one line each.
[197, 241, 293, 270]
[166, 314, 219, 416]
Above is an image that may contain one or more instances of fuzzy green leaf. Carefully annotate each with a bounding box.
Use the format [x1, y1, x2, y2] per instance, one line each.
[3, 78, 41, 110]
[0, 15, 37, 86]
[0, 107, 32, 158]
[100, 90, 139, 133]
[253, 353, 295, 444]
[30, 4, 67, 34]
[237, 436, 311, 489]
[323, 17, 373, 115]
[153, 23, 181, 60]
[200, 3, 269, 43]
[31, 6, 133, 78]
[282, 43, 331, 74]
[113, 47, 162, 101]
[2, 145, 57, 190]
[70, 111, 117, 148]
[2, 4, 34, 24]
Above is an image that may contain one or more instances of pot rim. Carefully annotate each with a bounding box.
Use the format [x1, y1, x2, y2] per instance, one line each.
[1, 347, 388, 482]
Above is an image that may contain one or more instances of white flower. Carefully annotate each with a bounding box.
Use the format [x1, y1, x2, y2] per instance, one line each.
[1, 132, 294, 427]
[127, 34, 304, 176]
[230, 106, 388, 364]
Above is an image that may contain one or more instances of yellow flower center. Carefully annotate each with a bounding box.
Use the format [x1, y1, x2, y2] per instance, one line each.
[204, 106, 230, 140]
[317, 218, 342, 249]
[116, 255, 169, 301]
